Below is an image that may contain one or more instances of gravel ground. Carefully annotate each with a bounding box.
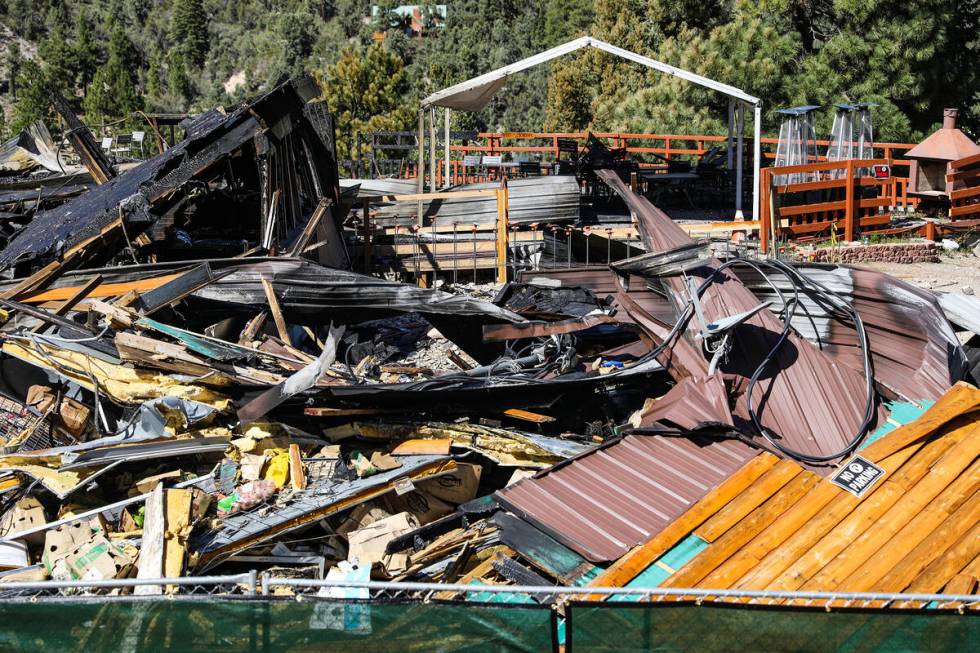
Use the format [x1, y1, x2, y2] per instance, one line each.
[854, 252, 980, 295]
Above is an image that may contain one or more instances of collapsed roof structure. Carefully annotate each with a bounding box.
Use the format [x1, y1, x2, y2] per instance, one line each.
[0, 71, 975, 647]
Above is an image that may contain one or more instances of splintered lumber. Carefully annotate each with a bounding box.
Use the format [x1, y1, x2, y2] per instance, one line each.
[288, 198, 331, 256]
[135, 483, 165, 595]
[163, 489, 193, 593]
[88, 299, 135, 329]
[261, 278, 292, 346]
[694, 459, 802, 543]
[667, 471, 820, 589]
[18, 272, 183, 304]
[0, 218, 123, 301]
[860, 382, 980, 463]
[31, 274, 103, 332]
[584, 452, 779, 593]
[47, 84, 115, 184]
[239, 311, 268, 345]
[288, 444, 306, 491]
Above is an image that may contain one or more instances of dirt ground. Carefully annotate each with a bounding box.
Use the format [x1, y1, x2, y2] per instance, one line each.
[855, 251, 980, 294]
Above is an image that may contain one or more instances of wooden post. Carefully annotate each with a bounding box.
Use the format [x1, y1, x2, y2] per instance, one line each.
[844, 159, 856, 242]
[924, 220, 937, 241]
[361, 198, 372, 273]
[496, 179, 509, 283]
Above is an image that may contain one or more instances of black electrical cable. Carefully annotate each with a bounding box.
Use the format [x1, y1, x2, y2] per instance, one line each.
[724, 258, 877, 463]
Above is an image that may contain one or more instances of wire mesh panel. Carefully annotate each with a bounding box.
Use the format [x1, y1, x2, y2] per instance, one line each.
[0, 598, 557, 653]
[565, 601, 980, 653]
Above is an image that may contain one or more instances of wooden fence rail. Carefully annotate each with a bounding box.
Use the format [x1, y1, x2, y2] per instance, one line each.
[759, 159, 917, 253]
[948, 152, 980, 221]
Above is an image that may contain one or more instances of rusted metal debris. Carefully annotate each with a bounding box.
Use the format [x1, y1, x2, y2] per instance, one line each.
[0, 80, 974, 600]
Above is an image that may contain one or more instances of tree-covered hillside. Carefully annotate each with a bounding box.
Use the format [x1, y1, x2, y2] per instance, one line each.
[0, 0, 976, 155]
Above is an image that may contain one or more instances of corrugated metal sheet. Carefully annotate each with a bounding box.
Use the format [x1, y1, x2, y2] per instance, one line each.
[735, 263, 968, 403]
[371, 176, 580, 227]
[597, 169, 885, 466]
[495, 434, 758, 562]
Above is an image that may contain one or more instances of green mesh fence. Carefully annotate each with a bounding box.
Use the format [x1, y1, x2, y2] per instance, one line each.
[0, 599, 556, 653]
[566, 601, 980, 653]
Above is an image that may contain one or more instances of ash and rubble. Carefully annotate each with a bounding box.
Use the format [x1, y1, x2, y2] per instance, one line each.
[0, 76, 975, 603]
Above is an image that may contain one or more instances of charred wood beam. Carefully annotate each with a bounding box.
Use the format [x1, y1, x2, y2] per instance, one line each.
[46, 85, 115, 185]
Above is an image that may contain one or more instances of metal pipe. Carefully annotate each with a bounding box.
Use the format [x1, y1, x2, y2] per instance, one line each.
[736, 102, 744, 214]
[444, 107, 451, 188]
[753, 103, 763, 223]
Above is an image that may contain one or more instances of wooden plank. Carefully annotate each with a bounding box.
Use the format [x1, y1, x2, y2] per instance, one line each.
[29, 274, 103, 333]
[584, 453, 779, 592]
[163, 489, 193, 593]
[503, 409, 556, 424]
[806, 453, 980, 592]
[287, 198, 331, 256]
[288, 444, 306, 491]
[906, 521, 980, 593]
[261, 278, 292, 347]
[17, 273, 183, 304]
[733, 440, 935, 590]
[943, 571, 978, 596]
[2, 217, 124, 301]
[496, 186, 508, 283]
[695, 460, 802, 543]
[768, 423, 980, 592]
[364, 188, 498, 203]
[706, 479, 839, 589]
[870, 487, 980, 593]
[665, 471, 820, 588]
[135, 483, 165, 595]
[861, 383, 980, 463]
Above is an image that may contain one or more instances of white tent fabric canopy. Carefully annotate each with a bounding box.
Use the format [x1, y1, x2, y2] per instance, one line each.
[418, 36, 763, 220]
[421, 36, 759, 110]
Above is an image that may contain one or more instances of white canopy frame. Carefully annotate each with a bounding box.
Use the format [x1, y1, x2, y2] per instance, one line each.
[417, 36, 762, 221]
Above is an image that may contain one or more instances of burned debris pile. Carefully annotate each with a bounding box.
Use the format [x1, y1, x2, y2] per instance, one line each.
[0, 77, 976, 605]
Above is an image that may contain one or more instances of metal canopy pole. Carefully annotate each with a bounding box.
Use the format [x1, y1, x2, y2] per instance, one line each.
[429, 106, 437, 193]
[735, 102, 744, 216]
[417, 108, 425, 223]
[727, 100, 734, 169]
[444, 108, 451, 188]
[752, 103, 762, 224]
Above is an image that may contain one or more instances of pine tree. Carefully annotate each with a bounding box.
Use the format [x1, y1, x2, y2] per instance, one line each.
[83, 23, 140, 120]
[171, 0, 210, 69]
[38, 22, 76, 97]
[166, 50, 191, 104]
[10, 60, 53, 133]
[73, 10, 99, 93]
[6, 43, 22, 99]
[146, 48, 164, 98]
[316, 43, 416, 160]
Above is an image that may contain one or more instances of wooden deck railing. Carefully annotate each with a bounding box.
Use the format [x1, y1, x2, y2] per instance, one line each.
[948, 152, 980, 221]
[759, 159, 919, 253]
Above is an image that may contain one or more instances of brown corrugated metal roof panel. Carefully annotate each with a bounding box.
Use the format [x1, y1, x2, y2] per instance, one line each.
[597, 169, 886, 467]
[495, 434, 758, 562]
[637, 374, 734, 430]
[735, 263, 968, 403]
